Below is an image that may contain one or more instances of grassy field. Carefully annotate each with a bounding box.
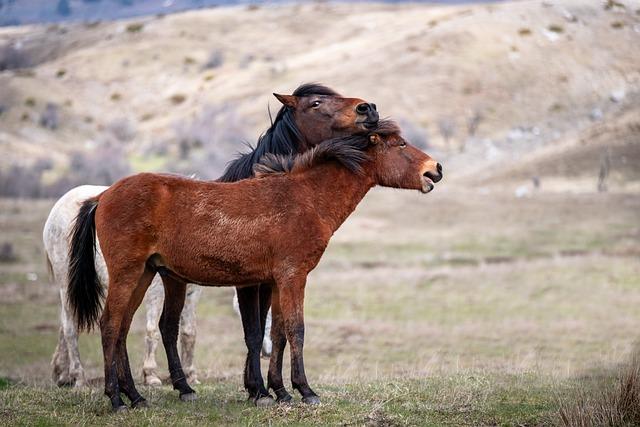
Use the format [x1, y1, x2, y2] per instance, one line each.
[1, 185, 639, 425]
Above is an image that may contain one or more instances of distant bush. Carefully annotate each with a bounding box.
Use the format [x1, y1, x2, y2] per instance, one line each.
[126, 23, 144, 33]
[437, 117, 456, 148]
[0, 143, 131, 198]
[518, 28, 532, 36]
[169, 94, 186, 105]
[107, 117, 136, 142]
[0, 44, 34, 71]
[0, 159, 52, 198]
[548, 24, 564, 33]
[398, 118, 430, 150]
[0, 242, 17, 263]
[39, 103, 60, 130]
[202, 49, 224, 69]
[170, 103, 248, 179]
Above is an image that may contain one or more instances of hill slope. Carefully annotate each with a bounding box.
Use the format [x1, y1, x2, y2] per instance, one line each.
[0, 0, 638, 187]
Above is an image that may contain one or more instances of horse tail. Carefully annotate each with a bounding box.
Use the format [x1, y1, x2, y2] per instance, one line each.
[45, 251, 54, 281]
[67, 197, 103, 332]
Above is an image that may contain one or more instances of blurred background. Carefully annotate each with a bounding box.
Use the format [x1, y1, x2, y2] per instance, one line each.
[0, 0, 639, 425]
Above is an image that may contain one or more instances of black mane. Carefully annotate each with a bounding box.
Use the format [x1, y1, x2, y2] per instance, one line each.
[253, 120, 400, 177]
[217, 83, 340, 183]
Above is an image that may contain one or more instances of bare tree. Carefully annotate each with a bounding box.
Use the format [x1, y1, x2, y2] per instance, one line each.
[597, 148, 611, 193]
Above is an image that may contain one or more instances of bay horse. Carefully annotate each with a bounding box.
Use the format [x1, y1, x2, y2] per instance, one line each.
[64, 83, 380, 406]
[218, 83, 379, 405]
[67, 120, 442, 411]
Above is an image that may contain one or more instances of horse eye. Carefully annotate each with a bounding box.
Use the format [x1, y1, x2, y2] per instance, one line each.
[399, 142, 407, 148]
[311, 101, 321, 108]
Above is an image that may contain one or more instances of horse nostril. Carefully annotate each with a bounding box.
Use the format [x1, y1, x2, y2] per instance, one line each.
[356, 103, 370, 114]
[424, 165, 443, 183]
[371, 103, 377, 111]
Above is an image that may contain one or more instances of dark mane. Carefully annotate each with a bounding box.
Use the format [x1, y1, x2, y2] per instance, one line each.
[217, 83, 340, 183]
[253, 120, 400, 177]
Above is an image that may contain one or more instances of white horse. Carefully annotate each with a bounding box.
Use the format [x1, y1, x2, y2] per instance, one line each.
[44, 185, 272, 387]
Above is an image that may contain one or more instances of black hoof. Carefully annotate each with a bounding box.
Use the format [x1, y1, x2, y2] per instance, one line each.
[180, 392, 197, 402]
[113, 405, 128, 414]
[274, 390, 293, 405]
[302, 395, 321, 405]
[255, 396, 276, 407]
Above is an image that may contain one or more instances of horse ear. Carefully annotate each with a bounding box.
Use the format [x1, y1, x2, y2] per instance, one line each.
[369, 134, 380, 145]
[273, 93, 297, 108]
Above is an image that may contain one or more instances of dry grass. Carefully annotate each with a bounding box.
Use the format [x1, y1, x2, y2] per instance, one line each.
[559, 350, 640, 427]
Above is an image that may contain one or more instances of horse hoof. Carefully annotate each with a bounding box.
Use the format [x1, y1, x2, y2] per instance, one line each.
[302, 395, 321, 405]
[255, 396, 276, 408]
[55, 378, 73, 388]
[144, 377, 162, 387]
[113, 405, 128, 414]
[180, 392, 197, 402]
[275, 392, 293, 405]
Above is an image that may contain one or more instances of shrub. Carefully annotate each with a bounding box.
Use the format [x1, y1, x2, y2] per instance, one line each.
[0, 44, 33, 71]
[548, 24, 564, 33]
[170, 103, 248, 179]
[107, 117, 136, 142]
[398, 118, 430, 150]
[126, 23, 144, 33]
[0, 242, 17, 263]
[39, 103, 60, 130]
[169, 94, 186, 105]
[558, 351, 640, 426]
[202, 49, 224, 69]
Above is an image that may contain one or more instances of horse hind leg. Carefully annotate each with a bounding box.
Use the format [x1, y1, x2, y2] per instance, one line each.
[143, 276, 164, 386]
[51, 326, 71, 386]
[259, 284, 273, 358]
[115, 265, 156, 408]
[100, 266, 149, 412]
[180, 284, 202, 385]
[159, 274, 196, 401]
[59, 288, 88, 387]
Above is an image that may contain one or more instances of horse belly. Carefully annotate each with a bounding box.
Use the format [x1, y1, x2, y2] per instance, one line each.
[165, 241, 271, 286]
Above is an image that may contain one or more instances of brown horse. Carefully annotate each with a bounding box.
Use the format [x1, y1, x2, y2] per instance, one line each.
[70, 83, 379, 406]
[219, 83, 379, 406]
[67, 120, 442, 411]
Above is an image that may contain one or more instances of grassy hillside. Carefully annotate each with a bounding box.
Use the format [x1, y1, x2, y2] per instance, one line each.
[0, 0, 638, 189]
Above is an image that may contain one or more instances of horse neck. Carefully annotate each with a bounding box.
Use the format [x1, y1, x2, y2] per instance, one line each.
[301, 162, 376, 233]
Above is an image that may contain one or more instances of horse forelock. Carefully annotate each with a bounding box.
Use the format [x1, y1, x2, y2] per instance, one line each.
[291, 83, 340, 97]
[218, 83, 340, 183]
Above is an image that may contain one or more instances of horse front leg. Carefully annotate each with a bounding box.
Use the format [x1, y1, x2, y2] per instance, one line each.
[276, 273, 319, 404]
[236, 285, 274, 406]
[267, 285, 293, 404]
[180, 284, 202, 385]
[159, 275, 196, 401]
